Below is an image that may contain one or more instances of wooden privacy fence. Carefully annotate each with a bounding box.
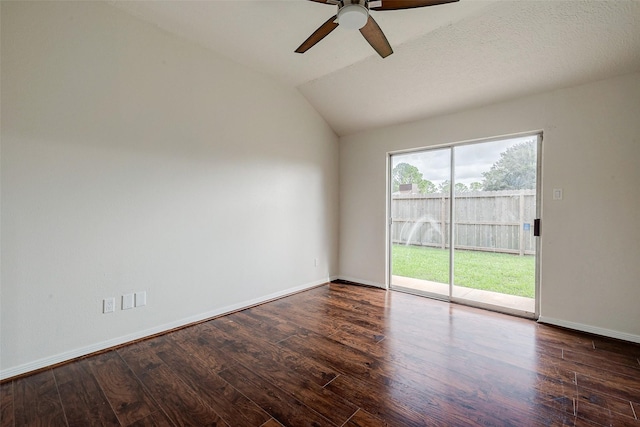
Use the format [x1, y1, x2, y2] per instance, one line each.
[391, 189, 536, 255]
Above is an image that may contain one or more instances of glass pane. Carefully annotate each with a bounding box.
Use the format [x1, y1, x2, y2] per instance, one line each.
[390, 148, 451, 298]
[451, 136, 537, 313]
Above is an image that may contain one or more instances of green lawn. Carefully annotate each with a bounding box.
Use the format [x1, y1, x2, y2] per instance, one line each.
[392, 245, 535, 298]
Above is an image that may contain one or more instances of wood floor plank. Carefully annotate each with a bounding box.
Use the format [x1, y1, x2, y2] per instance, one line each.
[207, 319, 358, 424]
[126, 410, 174, 427]
[589, 348, 640, 371]
[536, 324, 599, 352]
[540, 350, 640, 404]
[13, 370, 66, 426]
[592, 338, 640, 359]
[167, 326, 236, 373]
[231, 310, 304, 343]
[0, 381, 14, 427]
[138, 365, 228, 427]
[117, 339, 166, 376]
[280, 328, 494, 404]
[563, 348, 640, 378]
[295, 291, 390, 332]
[575, 398, 640, 427]
[218, 363, 334, 427]
[253, 299, 343, 337]
[576, 373, 640, 408]
[260, 419, 284, 427]
[283, 333, 475, 424]
[278, 331, 377, 378]
[577, 386, 638, 420]
[383, 302, 538, 347]
[118, 340, 229, 426]
[328, 283, 389, 306]
[383, 301, 530, 342]
[87, 350, 158, 426]
[212, 320, 358, 424]
[54, 359, 120, 426]
[324, 373, 449, 427]
[342, 409, 388, 427]
[303, 292, 387, 331]
[154, 334, 271, 427]
[205, 318, 339, 388]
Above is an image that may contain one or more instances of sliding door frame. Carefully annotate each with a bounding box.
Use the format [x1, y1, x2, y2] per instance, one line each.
[386, 131, 543, 319]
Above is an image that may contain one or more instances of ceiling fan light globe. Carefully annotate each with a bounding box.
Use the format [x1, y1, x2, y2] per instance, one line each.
[338, 4, 368, 30]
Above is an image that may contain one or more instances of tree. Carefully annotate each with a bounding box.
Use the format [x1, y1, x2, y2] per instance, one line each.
[438, 180, 450, 194]
[420, 180, 437, 194]
[392, 163, 435, 193]
[455, 183, 469, 193]
[482, 141, 536, 191]
[469, 182, 483, 192]
[438, 180, 469, 194]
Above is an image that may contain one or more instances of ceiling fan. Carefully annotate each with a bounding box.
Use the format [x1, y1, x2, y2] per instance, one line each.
[296, 0, 459, 58]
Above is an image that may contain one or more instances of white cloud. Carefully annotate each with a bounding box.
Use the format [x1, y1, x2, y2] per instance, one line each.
[392, 135, 536, 186]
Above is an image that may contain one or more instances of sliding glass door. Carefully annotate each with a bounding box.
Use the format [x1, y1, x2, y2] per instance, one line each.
[389, 134, 540, 317]
[390, 148, 451, 299]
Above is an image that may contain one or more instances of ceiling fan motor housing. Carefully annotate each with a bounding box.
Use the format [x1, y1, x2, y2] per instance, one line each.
[298, 0, 458, 58]
[337, 0, 369, 30]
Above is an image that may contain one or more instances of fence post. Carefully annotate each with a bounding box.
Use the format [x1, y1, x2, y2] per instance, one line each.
[519, 192, 525, 256]
[441, 196, 446, 249]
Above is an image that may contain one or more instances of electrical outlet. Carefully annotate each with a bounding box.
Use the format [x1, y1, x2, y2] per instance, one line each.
[122, 293, 134, 310]
[103, 297, 115, 314]
[314, 258, 318, 267]
[135, 291, 147, 307]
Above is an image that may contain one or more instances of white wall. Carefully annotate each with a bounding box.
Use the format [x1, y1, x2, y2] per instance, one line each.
[0, 1, 339, 377]
[340, 72, 640, 342]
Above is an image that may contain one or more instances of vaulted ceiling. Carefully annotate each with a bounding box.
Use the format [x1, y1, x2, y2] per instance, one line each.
[110, 0, 640, 136]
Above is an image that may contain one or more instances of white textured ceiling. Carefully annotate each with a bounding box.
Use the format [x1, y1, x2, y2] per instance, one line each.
[111, 0, 640, 136]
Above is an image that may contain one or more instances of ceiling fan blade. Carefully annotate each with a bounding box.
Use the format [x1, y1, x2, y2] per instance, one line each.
[306, 0, 340, 5]
[370, 0, 459, 11]
[295, 15, 339, 54]
[359, 15, 393, 58]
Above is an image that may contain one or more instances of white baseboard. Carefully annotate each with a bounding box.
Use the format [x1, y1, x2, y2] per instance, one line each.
[538, 316, 640, 344]
[0, 278, 331, 381]
[337, 275, 387, 289]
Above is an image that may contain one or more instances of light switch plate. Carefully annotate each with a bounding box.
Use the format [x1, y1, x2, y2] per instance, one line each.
[135, 291, 147, 307]
[553, 188, 563, 200]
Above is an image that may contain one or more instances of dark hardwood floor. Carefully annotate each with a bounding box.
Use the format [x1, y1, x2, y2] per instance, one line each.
[2, 282, 639, 426]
